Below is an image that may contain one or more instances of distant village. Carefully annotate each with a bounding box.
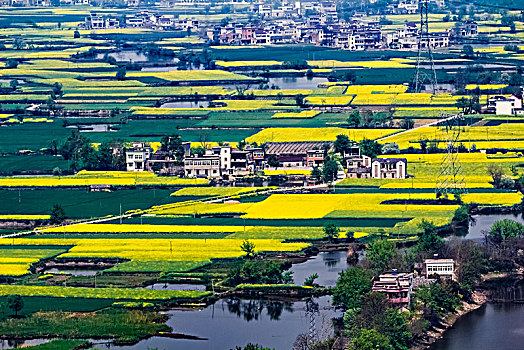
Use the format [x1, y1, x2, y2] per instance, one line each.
[78, 2, 479, 50]
[3, 0, 485, 51]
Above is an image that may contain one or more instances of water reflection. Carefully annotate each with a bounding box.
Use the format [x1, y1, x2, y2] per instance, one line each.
[290, 251, 348, 287]
[225, 298, 294, 322]
[464, 213, 524, 241]
[104, 296, 337, 350]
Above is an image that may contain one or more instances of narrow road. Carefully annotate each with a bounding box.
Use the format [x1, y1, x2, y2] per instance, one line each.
[376, 113, 462, 142]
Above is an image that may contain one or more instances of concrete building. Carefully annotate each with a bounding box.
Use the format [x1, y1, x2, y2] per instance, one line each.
[486, 95, 523, 115]
[424, 257, 455, 280]
[184, 155, 221, 178]
[125, 142, 153, 172]
[372, 271, 414, 306]
[371, 158, 407, 179]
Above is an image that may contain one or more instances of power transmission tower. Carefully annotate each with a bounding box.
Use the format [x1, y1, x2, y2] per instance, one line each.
[436, 113, 467, 198]
[413, 0, 438, 93]
[305, 299, 319, 343]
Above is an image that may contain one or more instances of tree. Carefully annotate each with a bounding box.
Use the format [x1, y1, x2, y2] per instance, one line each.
[462, 45, 475, 58]
[399, 118, 414, 130]
[366, 239, 398, 273]
[487, 164, 505, 187]
[381, 308, 412, 350]
[52, 82, 63, 97]
[359, 139, 382, 158]
[332, 267, 373, 308]
[161, 134, 185, 163]
[416, 219, 443, 254]
[6, 59, 18, 69]
[295, 94, 305, 107]
[190, 146, 205, 157]
[50, 204, 66, 225]
[267, 154, 279, 168]
[323, 223, 340, 242]
[347, 110, 361, 127]
[7, 295, 23, 317]
[226, 260, 286, 286]
[304, 273, 319, 286]
[382, 143, 400, 154]
[334, 134, 352, 155]
[10, 79, 18, 91]
[311, 166, 322, 182]
[359, 292, 389, 329]
[240, 239, 256, 258]
[74, 30, 80, 39]
[415, 280, 460, 317]
[322, 156, 340, 183]
[453, 205, 470, 227]
[350, 328, 393, 350]
[489, 219, 524, 244]
[116, 67, 126, 81]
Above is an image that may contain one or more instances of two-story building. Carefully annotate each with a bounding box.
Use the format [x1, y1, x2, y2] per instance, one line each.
[371, 158, 407, 179]
[372, 270, 414, 306]
[125, 142, 153, 172]
[184, 154, 221, 178]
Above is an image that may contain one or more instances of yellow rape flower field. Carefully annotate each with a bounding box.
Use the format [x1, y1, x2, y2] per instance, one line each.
[0, 171, 209, 187]
[246, 127, 400, 143]
[9, 238, 309, 264]
[381, 124, 524, 150]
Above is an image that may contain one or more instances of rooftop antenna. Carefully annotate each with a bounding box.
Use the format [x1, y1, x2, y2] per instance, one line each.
[413, 0, 438, 94]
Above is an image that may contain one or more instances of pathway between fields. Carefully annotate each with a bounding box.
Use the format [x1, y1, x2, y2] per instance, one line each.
[376, 113, 461, 142]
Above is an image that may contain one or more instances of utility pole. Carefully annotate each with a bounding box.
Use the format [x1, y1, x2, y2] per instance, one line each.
[119, 203, 122, 224]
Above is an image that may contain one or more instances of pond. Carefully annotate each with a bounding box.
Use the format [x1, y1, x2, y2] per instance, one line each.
[463, 213, 524, 241]
[267, 77, 328, 90]
[96, 51, 150, 63]
[100, 295, 338, 350]
[289, 250, 349, 287]
[432, 303, 524, 350]
[44, 268, 100, 276]
[145, 283, 207, 291]
[159, 101, 209, 109]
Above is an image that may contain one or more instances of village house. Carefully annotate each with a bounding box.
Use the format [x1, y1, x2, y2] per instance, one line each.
[486, 95, 523, 115]
[424, 256, 455, 280]
[372, 270, 414, 306]
[371, 158, 407, 179]
[264, 141, 333, 168]
[184, 154, 222, 178]
[125, 142, 153, 172]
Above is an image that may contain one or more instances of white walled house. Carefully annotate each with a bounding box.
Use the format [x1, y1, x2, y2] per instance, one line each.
[424, 258, 455, 280]
[371, 158, 407, 179]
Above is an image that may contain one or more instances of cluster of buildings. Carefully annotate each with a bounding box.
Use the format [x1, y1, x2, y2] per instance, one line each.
[208, 16, 476, 50]
[125, 140, 408, 180]
[82, 11, 199, 31]
[372, 257, 455, 307]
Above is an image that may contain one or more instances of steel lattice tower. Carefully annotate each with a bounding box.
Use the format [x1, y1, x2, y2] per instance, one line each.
[413, 0, 438, 93]
[436, 113, 467, 197]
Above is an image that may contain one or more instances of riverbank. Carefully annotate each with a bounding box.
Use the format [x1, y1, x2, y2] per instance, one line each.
[413, 291, 488, 350]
